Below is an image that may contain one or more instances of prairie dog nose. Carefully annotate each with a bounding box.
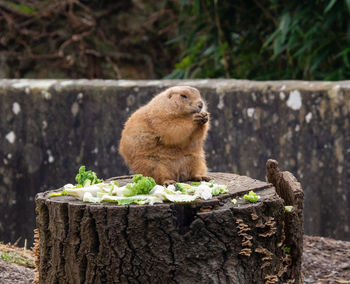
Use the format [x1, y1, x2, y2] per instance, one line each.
[198, 102, 203, 110]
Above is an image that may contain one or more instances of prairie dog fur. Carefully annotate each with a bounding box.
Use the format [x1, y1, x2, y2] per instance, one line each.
[119, 86, 210, 185]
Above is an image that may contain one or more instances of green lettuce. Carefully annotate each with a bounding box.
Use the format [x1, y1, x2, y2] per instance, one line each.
[75, 165, 103, 187]
[49, 188, 67, 197]
[121, 174, 156, 196]
[284, 206, 294, 213]
[243, 190, 260, 203]
[212, 185, 228, 196]
[175, 183, 195, 194]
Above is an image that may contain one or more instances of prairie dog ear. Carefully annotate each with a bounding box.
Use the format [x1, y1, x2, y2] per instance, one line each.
[168, 92, 173, 99]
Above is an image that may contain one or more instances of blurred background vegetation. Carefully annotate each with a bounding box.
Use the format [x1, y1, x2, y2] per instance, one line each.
[1, 0, 349, 80]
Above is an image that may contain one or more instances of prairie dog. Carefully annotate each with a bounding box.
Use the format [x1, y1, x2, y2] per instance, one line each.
[119, 86, 210, 185]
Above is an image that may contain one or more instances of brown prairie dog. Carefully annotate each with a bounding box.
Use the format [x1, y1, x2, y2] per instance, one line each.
[118, 86, 210, 185]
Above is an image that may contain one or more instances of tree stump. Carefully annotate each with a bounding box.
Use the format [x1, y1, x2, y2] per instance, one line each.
[35, 168, 303, 284]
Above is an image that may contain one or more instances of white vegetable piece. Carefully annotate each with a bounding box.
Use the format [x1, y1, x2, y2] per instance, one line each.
[149, 185, 167, 200]
[64, 184, 75, 189]
[113, 185, 128, 196]
[194, 184, 212, 200]
[150, 184, 198, 202]
[83, 192, 102, 203]
[101, 194, 163, 205]
[101, 182, 114, 193]
[102, 195, 133, 202]
[150, 185, 165, 194]
[164, 193, 198, 203]
[165, 185, 183, 195]
[167, 184, 176, 192]
[138, 195, 163, 205]
[64, 184, 103, 200]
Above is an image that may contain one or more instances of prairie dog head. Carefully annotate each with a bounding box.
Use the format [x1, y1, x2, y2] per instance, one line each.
[157, 86, 206, 116]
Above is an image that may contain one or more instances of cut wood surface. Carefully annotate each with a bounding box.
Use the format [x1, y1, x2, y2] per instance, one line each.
[35, 171, 303, 283]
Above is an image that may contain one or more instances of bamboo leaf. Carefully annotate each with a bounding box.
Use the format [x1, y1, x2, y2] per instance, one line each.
[324, 0, 337, 13]
[279, 13, 291, 44]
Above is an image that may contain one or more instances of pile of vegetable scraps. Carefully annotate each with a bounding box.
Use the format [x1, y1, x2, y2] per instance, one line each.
[49, 166, 229, 205]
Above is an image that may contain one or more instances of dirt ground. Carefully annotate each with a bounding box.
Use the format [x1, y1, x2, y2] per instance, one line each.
[0, 259, 35, 283]
[302, 235, 350, 283]
[0, 235, 349, 283]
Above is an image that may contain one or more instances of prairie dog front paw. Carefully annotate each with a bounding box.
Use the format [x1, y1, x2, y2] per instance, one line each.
[193, 111, 209, 125]
[163, 179, 176, 186]
[191, 175, 211, 182]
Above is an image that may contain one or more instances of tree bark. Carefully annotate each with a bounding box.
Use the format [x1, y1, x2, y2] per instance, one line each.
[266, 159, 304, 283]
[35, 170, 303, 283]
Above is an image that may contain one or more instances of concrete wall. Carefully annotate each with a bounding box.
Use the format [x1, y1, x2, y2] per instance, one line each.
[0, 79, 349, 245]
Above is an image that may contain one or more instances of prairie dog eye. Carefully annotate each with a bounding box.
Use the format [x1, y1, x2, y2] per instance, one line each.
[180, 94, 187, 99]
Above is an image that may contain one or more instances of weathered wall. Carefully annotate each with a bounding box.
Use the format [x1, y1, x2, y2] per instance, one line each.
[0, 79, 349, 245]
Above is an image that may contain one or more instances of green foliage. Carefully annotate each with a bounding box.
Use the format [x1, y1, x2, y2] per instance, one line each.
[166, 0, 350, 80]
[1, 1, 179, 79]
[75, 166, 103, 187]
[4, 1, 348, 80]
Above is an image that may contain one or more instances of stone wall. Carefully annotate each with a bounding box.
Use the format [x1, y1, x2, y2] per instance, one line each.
[0, 79, 349, 245]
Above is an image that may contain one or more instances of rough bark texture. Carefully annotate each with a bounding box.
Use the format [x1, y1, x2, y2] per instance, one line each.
[266, 159, 304, 283]
[36, 172, 303, 283]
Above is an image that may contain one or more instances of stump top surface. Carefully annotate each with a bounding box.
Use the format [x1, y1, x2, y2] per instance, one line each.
[37, 172, 274, 207]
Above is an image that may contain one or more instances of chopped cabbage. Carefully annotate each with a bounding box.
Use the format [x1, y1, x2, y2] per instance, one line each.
[243, 190, 260, 203]
[164, 193, 197, 203]
[101, 195, 163, 205]
[50, 169, 230, 205]
[123, 174, 156, 196]
[284, 206, 294, 212]
[175, 182, 195, 194]
[83, 192, 102, 203]
[64, 183, 104, 200]
[75, 166, 103, 187]
[193, 184, 213, 200]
